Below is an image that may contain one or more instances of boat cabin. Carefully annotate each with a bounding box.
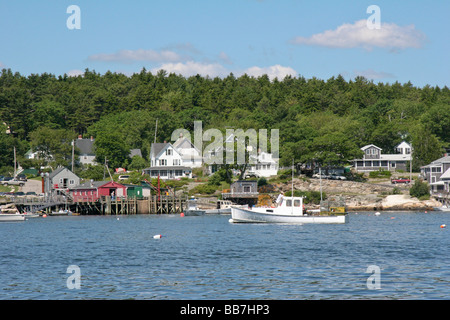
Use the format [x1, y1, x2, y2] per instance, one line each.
[273, 195, 305, 214]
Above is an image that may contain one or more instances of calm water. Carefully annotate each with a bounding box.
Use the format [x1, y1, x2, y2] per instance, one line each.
[0, 212, 449, 300]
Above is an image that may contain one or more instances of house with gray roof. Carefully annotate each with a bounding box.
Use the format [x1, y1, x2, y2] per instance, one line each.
[75, 136, 96, 166]
[352, 141, 412, 172]
[143, 142, 192, 180]
[45, 166, 80, 195]
[420, 155, 450, 203]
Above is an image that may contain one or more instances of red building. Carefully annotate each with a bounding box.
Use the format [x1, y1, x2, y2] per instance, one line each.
[70, 181, 127, 202]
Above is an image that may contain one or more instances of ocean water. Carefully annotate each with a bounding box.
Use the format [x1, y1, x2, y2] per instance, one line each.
[0, 212, 449, 300]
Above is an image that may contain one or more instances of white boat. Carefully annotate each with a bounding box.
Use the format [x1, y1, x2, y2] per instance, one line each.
[230, 194, 348, 224]
[434, 205, 450, 212]
[50, 209, 71, 216]
[205, 200, 235, 214]
[21, 212, 40, 218]
[184, 198, 205, 216]
[0, 213, 26, 222]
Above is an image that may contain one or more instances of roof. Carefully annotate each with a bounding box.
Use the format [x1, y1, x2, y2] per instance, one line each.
[151, 143, 170, 158]
[421, 155, 450, 168]
[379, 154, 412, 161]
[75, 138, 95, 155]
[49, 166, 78, 179]
[361, 144, 382, 151]
[129, 149, 142, 158]
[71, 180, 109, 190]
[144, 166, 192, 171]
[440, 168, 450, 180]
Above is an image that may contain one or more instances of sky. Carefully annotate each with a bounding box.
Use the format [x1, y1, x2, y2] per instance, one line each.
[0, 0, 448, 87]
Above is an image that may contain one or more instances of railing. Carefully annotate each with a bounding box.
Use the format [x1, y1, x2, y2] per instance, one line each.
[222, 192, 259, 198]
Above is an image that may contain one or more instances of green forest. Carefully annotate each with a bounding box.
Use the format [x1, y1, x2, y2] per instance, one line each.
[0, 68, 449, 176]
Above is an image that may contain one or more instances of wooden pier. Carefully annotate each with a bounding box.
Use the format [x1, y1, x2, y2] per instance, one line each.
[14, 195, 187, 216]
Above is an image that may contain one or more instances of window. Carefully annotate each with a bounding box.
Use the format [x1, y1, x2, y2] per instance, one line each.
[69, 180, 74, 185]
[286, 200, 292, 207]
[175, 170, 182, 176]
[243, 185, 251, 193]
[294, 200, 301, 207]
[166, 149, 172, 155]
[391, 162, 396, 168]
[373, 161, 380, 167]
[159, 159, 167, 166]
[173, 159, 180, 166]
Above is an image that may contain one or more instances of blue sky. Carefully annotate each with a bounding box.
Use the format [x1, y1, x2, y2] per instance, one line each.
[0, 0, 448, 87]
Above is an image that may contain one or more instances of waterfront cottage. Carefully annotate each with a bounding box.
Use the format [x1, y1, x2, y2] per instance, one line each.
[421, 155, 450, 203]
[352, 141, 412, 172]
[172, 135, 203, 168]
[75, 136, 96, 166]
[46, 167, 80, 195]
[70, 180, 127, 202]
[143, 142, 192, 180]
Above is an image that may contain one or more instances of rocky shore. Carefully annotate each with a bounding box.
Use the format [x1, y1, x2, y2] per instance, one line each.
[273, 178, 442, 211]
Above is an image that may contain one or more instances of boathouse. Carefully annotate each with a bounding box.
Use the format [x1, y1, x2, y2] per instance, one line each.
[70, 181, 127, 202]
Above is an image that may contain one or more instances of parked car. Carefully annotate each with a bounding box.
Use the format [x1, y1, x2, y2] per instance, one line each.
[330, 174, 347, 180]
[391, 178, 411, 184]
[17, 174, 27, 181]
[312, 173, 329, 179]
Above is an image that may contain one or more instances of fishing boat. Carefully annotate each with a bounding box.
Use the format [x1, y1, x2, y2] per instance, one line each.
[230, 161, 347, 224]
[0, 213, 26, 222]
[434, 205, 450, 212]
[184, 197, 205, 216]
[50, 209, 72, 216]
[205, 200, 234, 214]
[230, 194, 347, 224]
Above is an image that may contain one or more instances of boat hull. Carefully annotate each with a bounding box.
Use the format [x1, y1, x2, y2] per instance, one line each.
[0, 214, 26, 222]
[230, 207, 347, 224]
[184, 209, 206, 216]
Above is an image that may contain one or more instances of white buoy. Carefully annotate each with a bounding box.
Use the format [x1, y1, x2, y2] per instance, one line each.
[153, 234, 162, 239]
[228, 219, 234, 223]
[375, 212, 381, 216]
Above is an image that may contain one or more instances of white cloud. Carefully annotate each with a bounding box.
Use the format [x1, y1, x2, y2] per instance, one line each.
[292, 19, 426, 51]
[151, 61, 297, 80]
[241, 64, 297, 80]
[67, 69, 84, 77]
[353, 69, 395, 80]
[151, 61, 229, 78]
[88, 49, 182, 63]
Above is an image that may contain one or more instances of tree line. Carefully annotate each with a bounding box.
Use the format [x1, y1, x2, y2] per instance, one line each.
[0, 68, 448, 175]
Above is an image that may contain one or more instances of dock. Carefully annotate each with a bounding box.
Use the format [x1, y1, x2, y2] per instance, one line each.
[12, 194, 188, 215]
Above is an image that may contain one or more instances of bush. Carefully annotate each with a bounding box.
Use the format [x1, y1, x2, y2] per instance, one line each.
[369, 169, 392, 178]
[189, 183, 218, 195]
[410, 179, 429, 198]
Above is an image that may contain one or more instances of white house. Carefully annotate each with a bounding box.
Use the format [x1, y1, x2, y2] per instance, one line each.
[172, 135, 203, 168]
[243, 151, 279, 178]
[421, 155, 450, 204]
[204, 133, 279, 178]
[75, 136, 96, 166]
[353, 141, 412, 172]
[143, 142, 192, 180]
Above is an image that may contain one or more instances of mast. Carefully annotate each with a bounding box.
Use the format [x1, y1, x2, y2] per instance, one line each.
[291, 159, 294, 214]
[13, 146, 16, 178]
